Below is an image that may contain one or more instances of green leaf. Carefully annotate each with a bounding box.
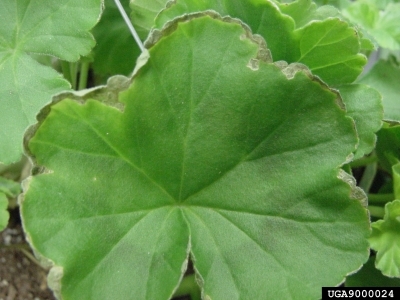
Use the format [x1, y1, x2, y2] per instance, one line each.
[338, 84, 383, 160]
[0, 177, 21, 198]
[277, 0, 341, 29]
[92, 0, 141, 81]
[0, 0, 102, 164]
[293, 18, 367, 86]
[313, 0, 352, 9]
[346, 256, 400, 287]
[0, 53, 70, 164]
[343, 0, 400, 50]
[369, 199, 400, 278]
[22, 14, 370, 299]
[376, 122, 400, 173]
[154, 0, 298, 62]
[393, 163, 400, 200]
[130, 0, 170, 39]
[155, 0, 366, 85]
[358, 60, 400, 122]
[0, 192, 9, 231]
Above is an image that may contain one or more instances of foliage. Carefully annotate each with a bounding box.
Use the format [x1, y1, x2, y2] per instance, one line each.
[342, 0, 400, 50]
[0, 0, 400, 299]
[358, 59, 400, 121]
[0, 0, 102, 165]
[369, 199, 400, 277]
[0, 193, 9, 231]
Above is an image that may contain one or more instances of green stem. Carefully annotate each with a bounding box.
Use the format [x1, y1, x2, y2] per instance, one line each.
[172, 274, 201, 300]
[349, 154, 378, 168]
[359, 162, 377, 193]
[368, 205, 385, 218]
[368, 193, 394, 205]
[61, 60, 72, 84]
[61, 61, 78, 89]
[69, 62, 78, 90]
[78, 61, 90, 90]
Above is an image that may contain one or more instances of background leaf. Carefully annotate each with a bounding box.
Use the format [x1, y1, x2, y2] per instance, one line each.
[338, 84, 382, 159]
[369, 199, 400, 278]
[376, 122, 400, 173]
[293, 18, 367, 86]
[393, 163, 400, 199]
[130, 0, 169, 39]
[346, 256, 400, 287]
[343, 0, 400, 50]
[0, 0, 102, 164]
[22, 13, 369, 299]
[277, 0, 341, 29]
[0, 177, 21, 198]
[154, 0, 366, 86]
[92, 0, 141, 82]
[358, 60, 400, 122]
[154, 0, 298, 61]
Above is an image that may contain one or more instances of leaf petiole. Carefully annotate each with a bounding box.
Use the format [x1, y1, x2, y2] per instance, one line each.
[368, 205, 385, 219]
[61, 61, 72, 85]
[61, 61, 78, 89]
[78, 60, 90, 90]
[359, 162, 377, 193]
[368, 193, 394, 205]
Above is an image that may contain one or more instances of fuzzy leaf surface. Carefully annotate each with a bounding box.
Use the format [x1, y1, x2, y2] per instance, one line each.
[358, 60, 400, 122]
[22, 14, 369, 300]
[369, 199, 400, 278]
[338, 84, 382, 159]
[0, 0, 102, 164]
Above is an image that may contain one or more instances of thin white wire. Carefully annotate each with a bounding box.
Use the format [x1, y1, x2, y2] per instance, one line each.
[113, 0, 145, 52]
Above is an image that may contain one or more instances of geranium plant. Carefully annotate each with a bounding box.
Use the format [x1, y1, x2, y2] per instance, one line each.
[1, 0, 400, 299]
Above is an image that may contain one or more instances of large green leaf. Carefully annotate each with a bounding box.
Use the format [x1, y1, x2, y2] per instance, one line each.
[358, 60, 400, 122]
[338, 84, 382, 159]
[22, 13, 370, 299]
[154, 0, 366, 86]
[0, 0, 103, 164]
[369, 199, 400, 278]
[0, 192, 9, 231]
